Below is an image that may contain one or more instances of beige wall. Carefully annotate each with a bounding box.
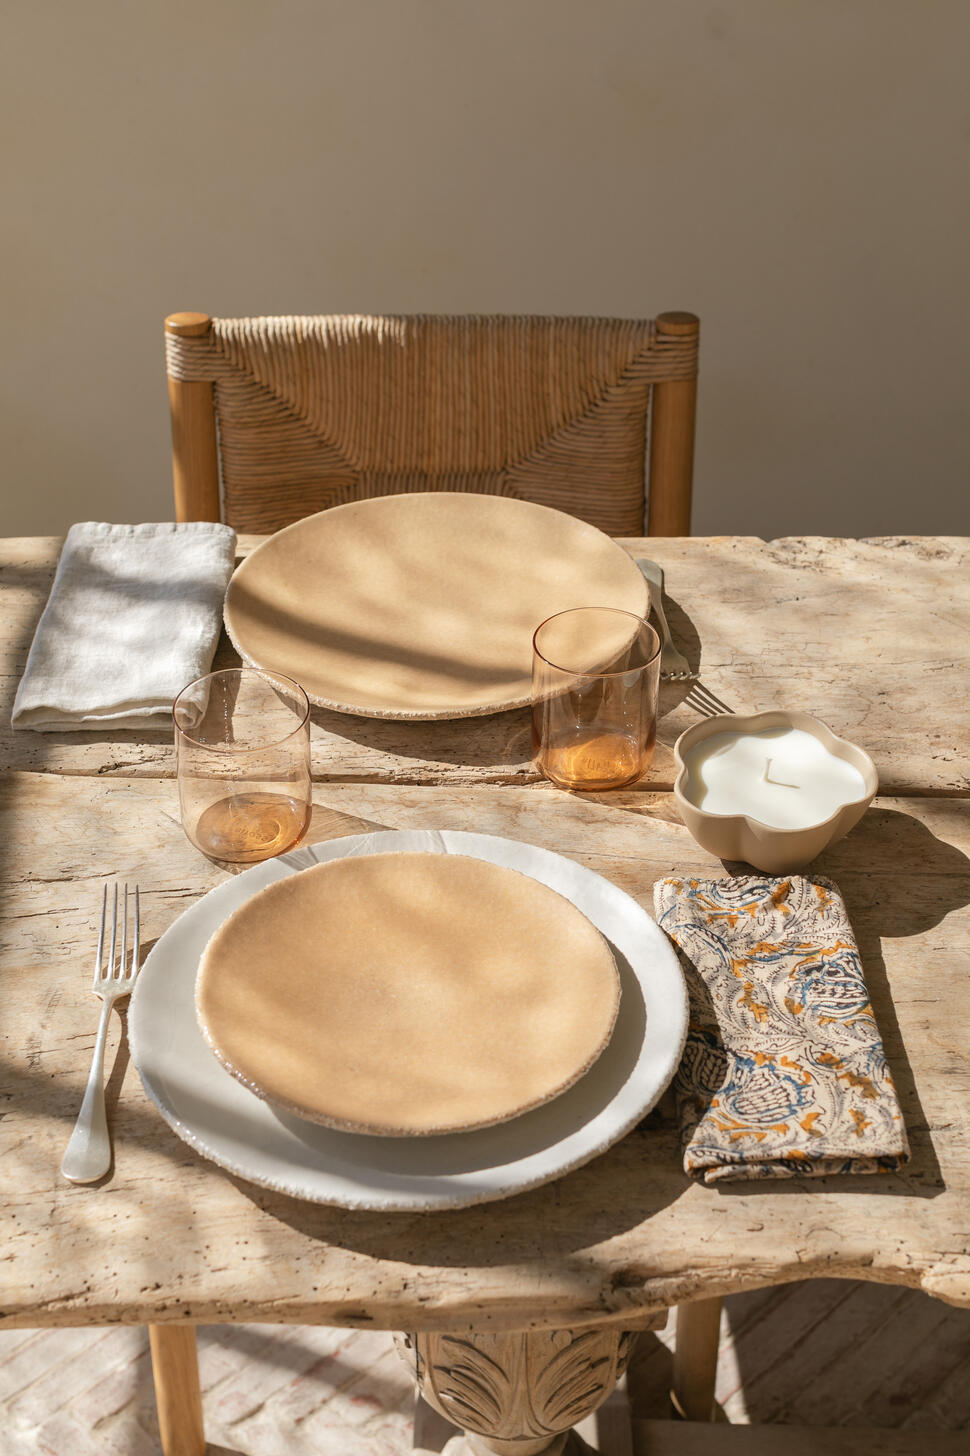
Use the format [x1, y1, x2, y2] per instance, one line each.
[2, 1, 968, 539]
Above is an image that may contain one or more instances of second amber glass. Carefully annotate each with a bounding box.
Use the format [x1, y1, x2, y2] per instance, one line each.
[173, 668, 311, 863]
[532, 608, 661, 791]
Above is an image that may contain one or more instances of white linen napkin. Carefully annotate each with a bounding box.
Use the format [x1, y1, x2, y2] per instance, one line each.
[12, 521, 237, 732]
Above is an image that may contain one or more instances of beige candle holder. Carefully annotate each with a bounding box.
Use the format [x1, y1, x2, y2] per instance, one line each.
[672, 709, 878, 874]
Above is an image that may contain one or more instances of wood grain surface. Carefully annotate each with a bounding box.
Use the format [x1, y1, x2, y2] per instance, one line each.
[2, 773, 968, 1332]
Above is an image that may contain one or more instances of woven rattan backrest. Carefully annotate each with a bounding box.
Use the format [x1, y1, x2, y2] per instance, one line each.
[165, 312, 698, 536]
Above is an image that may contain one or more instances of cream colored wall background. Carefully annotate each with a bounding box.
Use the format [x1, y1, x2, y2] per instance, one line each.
[2, 1, 968, 539]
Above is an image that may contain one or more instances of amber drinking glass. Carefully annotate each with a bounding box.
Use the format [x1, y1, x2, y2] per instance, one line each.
[532, 608, 661, 791]
[173, 668, 312, 863]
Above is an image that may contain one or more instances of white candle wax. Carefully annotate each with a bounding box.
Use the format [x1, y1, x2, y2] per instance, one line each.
[684, 727, 868, 831]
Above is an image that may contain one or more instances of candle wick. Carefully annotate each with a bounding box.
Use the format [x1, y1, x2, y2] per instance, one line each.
[764, 757, 800, 789]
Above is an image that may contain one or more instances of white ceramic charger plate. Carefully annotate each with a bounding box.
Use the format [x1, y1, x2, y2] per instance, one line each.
[129, 830, 688, 1211]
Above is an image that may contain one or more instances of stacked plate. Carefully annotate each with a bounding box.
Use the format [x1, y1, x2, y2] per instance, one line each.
[130, 831, 688, 1211]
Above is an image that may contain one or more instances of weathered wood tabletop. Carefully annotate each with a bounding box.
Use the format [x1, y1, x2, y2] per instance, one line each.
[2, 535, 969, 1337]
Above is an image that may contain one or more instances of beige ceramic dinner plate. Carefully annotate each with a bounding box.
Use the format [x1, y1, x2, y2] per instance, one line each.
[223, 492, 648, 719]
[195, 851, 621, 1136]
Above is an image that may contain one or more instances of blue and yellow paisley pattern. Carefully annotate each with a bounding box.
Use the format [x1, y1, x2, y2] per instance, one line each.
[653, 874, 909, 1183]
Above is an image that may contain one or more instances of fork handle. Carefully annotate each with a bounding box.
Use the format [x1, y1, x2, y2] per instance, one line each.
[61, 994, 114, 1183]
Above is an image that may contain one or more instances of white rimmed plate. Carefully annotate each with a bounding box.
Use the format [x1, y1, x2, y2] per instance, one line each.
[129, 829, 687, 1211]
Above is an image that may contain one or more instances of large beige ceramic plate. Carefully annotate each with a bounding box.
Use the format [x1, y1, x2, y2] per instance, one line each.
[224, 492, 648, 718]
[195, 851, 621, 1136]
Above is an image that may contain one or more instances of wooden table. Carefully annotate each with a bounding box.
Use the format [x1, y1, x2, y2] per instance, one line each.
[2, 535, 969, 1455]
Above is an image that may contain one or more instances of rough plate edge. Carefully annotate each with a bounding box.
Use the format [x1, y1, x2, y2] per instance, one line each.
[194, 851, 623, 1137]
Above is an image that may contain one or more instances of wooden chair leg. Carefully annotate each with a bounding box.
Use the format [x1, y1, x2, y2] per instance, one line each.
[671, 1297, 722, 1422]
[148, 1323, 206, 1456]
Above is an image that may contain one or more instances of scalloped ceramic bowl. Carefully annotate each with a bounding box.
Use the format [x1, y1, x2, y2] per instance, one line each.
[673, 710, 878, 874]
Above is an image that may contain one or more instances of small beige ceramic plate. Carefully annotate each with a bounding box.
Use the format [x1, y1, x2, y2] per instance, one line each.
[223, 492, 648, 719]
[195, 851, 622, 1136]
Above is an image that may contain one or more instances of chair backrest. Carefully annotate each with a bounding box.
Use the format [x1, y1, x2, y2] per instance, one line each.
[165, 311, 698, 536]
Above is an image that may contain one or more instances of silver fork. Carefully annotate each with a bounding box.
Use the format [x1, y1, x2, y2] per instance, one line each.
[637, 558, 695, 680]
[61, 884, 140, 1184]
[684, 680, 735, 718]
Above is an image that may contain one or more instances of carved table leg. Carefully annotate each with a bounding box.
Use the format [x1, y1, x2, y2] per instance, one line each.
[671, 1296, 723, 1421]
[397, 1326, 639, 1455]
[148, 1323, 206, 1456]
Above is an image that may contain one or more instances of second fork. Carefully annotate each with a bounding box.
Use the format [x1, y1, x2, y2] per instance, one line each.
[636, 558, 695, 680]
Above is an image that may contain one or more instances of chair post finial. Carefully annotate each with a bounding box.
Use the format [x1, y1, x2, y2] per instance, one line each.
[165, 312, 213, 339]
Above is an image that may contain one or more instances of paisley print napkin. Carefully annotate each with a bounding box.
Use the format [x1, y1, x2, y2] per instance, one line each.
[653, 874, 908, 1183]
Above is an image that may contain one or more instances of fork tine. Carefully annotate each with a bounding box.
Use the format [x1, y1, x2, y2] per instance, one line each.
[686, 681, 735, 717]
[92, 884, 107, 990]
[120, 884, 128, 982]
[110, 884, 118, 979]
[132, 885, 140, 976]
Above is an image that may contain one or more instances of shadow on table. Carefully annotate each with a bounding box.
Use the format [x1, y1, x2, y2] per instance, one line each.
[309, 700, 537, 776]
[822, 804, 969, 1196]
[713, 804, 970, 1199]
[233, 1119, 689, 1267]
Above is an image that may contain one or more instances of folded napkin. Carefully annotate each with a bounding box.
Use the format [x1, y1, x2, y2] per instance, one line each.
[653, 873, 908, 1183]
[12, 522, 236, 732]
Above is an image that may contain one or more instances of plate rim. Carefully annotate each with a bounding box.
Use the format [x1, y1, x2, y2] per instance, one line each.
[129, 829, 688, 1211]
[223, 492, 649, 720]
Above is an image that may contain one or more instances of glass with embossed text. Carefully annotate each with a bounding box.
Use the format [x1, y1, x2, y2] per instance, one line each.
[532, 608, 661, 791]
[174, 668, 311, 863]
